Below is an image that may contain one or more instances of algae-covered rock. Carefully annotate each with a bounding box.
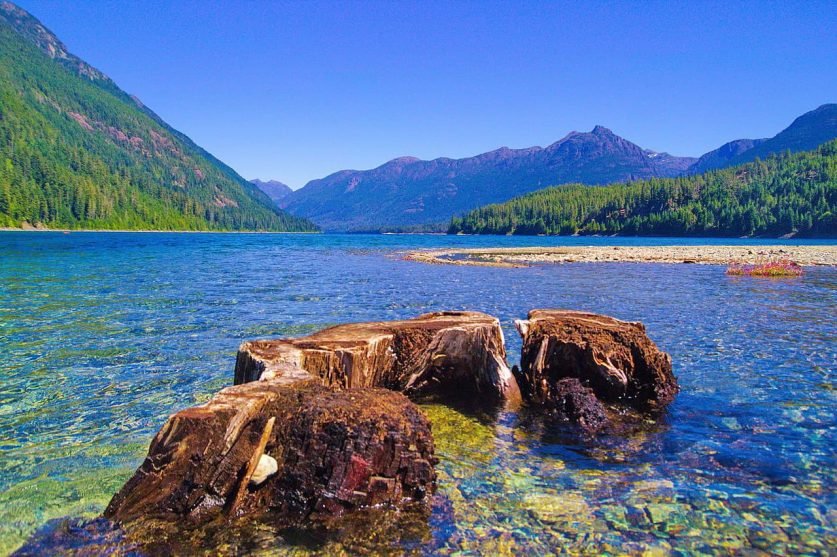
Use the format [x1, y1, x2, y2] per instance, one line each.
[522, 492, 593, 525]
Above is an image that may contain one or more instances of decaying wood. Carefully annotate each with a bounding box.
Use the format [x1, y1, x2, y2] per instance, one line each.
[514, 309, 678, 432]
[105, 381, 436, 525]
[235, 311, 520, 403]
[103, 309, 676, 535]
[228, 416, 275, 516]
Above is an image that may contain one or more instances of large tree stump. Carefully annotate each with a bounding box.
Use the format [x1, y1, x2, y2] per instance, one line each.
[105, 311, 519, 530]
[105, 379, 436, 524]
[16, 310, 687, 554]
[235, 311, 519, 403]
[514, 310, 678, 432]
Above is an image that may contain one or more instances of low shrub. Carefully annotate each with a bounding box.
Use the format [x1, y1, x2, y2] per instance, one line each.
[726, 260, 804, 277]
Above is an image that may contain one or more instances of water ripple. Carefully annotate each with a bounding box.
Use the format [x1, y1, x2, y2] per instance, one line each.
[0, 232, 834, 555]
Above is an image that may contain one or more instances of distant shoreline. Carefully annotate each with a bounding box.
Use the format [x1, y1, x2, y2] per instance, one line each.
[0, 227, 319, 234]
[405, 245, 837, 268]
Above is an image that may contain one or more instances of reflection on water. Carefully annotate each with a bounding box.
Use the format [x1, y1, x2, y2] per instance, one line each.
[0, 232, 835, 555]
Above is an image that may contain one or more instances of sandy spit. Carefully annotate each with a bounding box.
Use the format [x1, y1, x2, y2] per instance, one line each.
[404, 245, 837, 268]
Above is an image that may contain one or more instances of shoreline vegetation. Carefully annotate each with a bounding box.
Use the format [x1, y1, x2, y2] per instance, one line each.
[404, 245, 837, 268]
[726, 260, 804, 277]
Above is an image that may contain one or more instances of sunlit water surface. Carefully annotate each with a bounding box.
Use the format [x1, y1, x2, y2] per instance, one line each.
[0, 232, 834, 555]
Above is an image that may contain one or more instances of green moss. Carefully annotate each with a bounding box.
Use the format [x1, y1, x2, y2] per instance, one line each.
[0, 466, 137, 555]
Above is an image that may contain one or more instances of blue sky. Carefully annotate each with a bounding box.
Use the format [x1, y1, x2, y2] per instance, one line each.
[16, 0, 837, 188]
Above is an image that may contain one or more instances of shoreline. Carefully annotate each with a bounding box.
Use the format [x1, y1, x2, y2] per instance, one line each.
[404, 245, 837, 268]
[0, 227, 320, 234]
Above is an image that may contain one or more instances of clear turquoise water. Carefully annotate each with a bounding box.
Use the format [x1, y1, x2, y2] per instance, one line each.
[0, 232, 835, 555]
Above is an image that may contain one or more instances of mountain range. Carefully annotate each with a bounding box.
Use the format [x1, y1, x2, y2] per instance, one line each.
[689, 104, 837, 174]
[1, 1, 834, 235]
[250, 179, 293, 204]
[273, 103, 837, 231]
[0, 1, 315, 231]
[276, 127, 696, 231]
[450, 139, 836, 237]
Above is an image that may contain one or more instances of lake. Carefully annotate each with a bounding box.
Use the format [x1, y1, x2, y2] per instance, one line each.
[0, 232, 834, 555]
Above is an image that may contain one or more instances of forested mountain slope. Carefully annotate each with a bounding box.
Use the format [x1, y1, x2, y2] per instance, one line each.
[450, 140, 837, 237]
[688, 104, 837, 174]
[0, 2, 316, 231]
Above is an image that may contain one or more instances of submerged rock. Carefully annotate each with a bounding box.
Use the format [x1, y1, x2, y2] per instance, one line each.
[11, 517, 138, 557]
[235, 310, 519, 403]
[513, 310, 677, 432]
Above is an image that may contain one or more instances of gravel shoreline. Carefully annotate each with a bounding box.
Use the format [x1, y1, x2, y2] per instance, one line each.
[405, 245, 837, 268]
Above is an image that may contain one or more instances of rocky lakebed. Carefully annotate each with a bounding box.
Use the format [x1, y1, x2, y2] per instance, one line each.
[15, 309, 679, 555]
[2, 232, 834, 556]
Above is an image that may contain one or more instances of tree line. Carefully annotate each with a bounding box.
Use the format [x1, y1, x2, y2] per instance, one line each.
[449, 140, 836, 237]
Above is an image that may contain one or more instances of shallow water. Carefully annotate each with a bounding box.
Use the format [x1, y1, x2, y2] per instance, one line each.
[0, 232, 835, 555]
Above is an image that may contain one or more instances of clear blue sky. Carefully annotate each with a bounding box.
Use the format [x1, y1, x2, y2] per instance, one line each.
[16, 0, 837, 188]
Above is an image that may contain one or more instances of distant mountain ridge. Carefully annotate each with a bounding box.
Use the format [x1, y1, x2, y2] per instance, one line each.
[688, 139, 768, 174]
[450, 139, 837, 238]
[281, 126, 696, 231]
[0, 1, 316, 231]
[251, 179, 293, 205]
[282, 104, 837, 231]
[688, 104, 837, 174]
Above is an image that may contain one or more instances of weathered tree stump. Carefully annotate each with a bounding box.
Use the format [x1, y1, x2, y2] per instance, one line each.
[105, 379, 436, 524]
[105, 311, 519, 531]
[513, 310, 678, 432]
[235, 311, 519, 402]
[91, 308, 679, 547]
[16, 309, 684, 554]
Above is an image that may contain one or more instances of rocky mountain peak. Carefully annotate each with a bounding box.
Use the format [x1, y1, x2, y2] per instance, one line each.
[0, 1, 109, 82]
[591, 125, 614, 136]
[282, 126, 696, 230]
[250, 179, 293, 205]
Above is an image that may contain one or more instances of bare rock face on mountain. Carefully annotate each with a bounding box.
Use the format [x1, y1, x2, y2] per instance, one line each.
[105, 379, 436, 524]
[235, 310, 519, 403]
[513, 310, 677, 432]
